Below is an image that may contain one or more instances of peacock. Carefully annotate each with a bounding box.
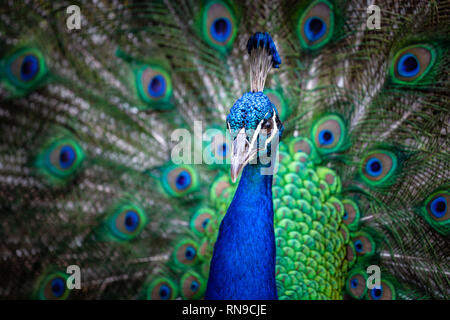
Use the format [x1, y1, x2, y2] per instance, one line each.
[0, 0, 448, 300]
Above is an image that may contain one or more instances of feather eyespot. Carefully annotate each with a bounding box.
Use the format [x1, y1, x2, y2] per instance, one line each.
[147, 74, 166, 98]
[35, 137, 85, 184]
[351, 232, 376, 257]
[161, 165, 199, 197]
[311, 114, 346, 154]
[202, 1, 237, 51]
[136, 65, 172, 108]
[418, 189, 449, 235]
[191, 208, 214, 236]
[211, 17, 231, 43]
[298, 0, 334, 50]
[391, 45, 436, 84]
[180, 271, 205, 299]
[4, 47, 47, 90]
[176, 171, 191, 190]
[429, 195, 447, 219]
[346, 269, 367, 299]
[35, 272, 70, 300]
[360, 150, 398, 186]
[367, 280, 395, 300]
[342, 199, 360, 230]
[57, 145, 77, 169]
[105, 204, 147, 241]
[147, 277, 178, 300]
[172, 239, 199, 268]
[17, 54, 39, 81]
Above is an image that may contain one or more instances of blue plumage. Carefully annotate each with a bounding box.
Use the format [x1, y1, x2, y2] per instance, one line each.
[227, 92, 275, 131]
[205, 163, 277, 300]
[206, 32, 283, 300]
[247, 32, 281, 68]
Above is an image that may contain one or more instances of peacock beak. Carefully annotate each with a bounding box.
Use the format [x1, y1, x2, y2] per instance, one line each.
[230, 127, 251, 183]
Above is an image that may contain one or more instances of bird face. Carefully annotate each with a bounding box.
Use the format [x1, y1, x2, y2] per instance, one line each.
[226, 92, 284, 182]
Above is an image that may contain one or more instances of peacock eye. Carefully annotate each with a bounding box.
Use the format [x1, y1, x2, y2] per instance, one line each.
[346, 270, 367, 300]
[136, 65, 172, 108]
[159, 284, 170, 299]
[184, 246, 197, 260]
[4, 47, 47, 90]
[298, 0, 334, 50]
[35, 272, 70, 300]
[398, 54, 420, 77]
[367, 280, 396, 300]
[105, 204, 147, 241]
[180, 271, 205, 299]
[351, 232, 375, 257]
[175, 171, 191, 190]
[341, 199, 360, 230]
[160, 165, 199, 197]
[172, 238, 199, 269]
[419, 189, 449, 235]
[17, 54, 39, 80]
[190, 208, 214, 236]
[318, 129, 334, 145]
[429, 196, 447, 219]
[305, 17, 326, 42]
[391, 45, 436, 83]
[311, 114, 346, 154]
[201, 1, 238, 52]
[146, 277, 178, 300]
[360, 150, 398, 186]
[370, 286, 383, 300]
[35, 137, 85, 185]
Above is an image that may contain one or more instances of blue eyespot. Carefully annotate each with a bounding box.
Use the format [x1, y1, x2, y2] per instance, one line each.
[210, 18, 231, 43]
[190, 280, 199, 292]
[430, 196, 447, 219]
[350, 279, 358, 289]
[59, 145, 76, 169]
[318, 129, 334, 145]
[397, 53, 420, 78]
[20, 55, 39, 81]
[354, 240, 363, 253]
[201, 218, 210, 229]
[147, 74, 166, 98]
[175, 170, 192, 190]
[304, 17, 326, 42]
[159, 284, 170, 300]
[370, 286, 383, 300]
[343, 211, 348, 220]
[185, 246, 196, 261]
[51, 278, 65, 298]
[124, 210, 140, 232]
[366, 158, 383, 177]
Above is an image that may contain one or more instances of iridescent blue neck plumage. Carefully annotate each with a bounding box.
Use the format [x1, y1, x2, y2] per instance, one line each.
[205, 163, 277, 300]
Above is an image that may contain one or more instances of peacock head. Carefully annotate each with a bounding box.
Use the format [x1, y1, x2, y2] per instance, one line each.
[226, 91, 284, 182]
[226, 32, 283, 182]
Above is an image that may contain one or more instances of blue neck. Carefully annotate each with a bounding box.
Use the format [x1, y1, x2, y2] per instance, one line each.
[205, 163, 277, 300]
